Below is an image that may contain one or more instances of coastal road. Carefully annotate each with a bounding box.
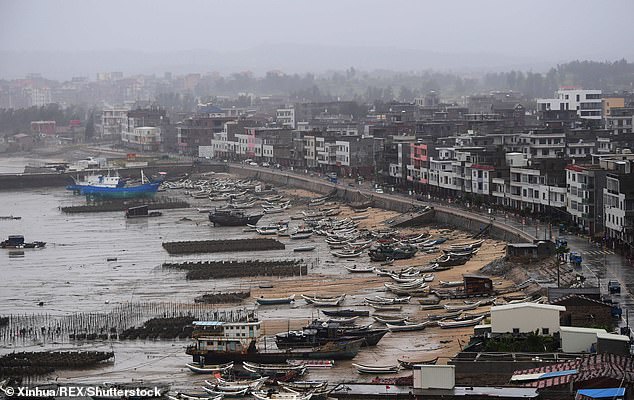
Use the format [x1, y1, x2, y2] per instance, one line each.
[237, 163, 634, 333]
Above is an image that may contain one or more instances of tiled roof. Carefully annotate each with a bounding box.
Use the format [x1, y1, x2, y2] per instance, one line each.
[512, 353, 634, 389]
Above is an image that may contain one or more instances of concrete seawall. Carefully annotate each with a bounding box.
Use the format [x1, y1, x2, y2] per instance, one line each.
[0, 163, 228, 190]
[230, 165, 536, 243]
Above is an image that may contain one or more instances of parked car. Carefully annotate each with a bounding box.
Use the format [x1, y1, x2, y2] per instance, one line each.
[261, 162, 270, 167]
[608, 280, 621, 294]
[375, 188, 384, 194]
[249, 162, 258, 166]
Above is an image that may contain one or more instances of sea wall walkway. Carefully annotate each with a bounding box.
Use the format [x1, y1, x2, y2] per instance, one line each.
[229, 165, 536, 244]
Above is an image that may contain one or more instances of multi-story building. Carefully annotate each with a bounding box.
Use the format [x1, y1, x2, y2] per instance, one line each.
[125, 127, 160, 151]
[603, 162, 634, 252]
[101, 107, 129, 138]
[276, 107, 295, 128]
[537, 88, 602, 120]
[519, 129, 566, 159]
[122, 106, 168, 151]
[565, 164, 607, 235]
[605, 107, 634, 135]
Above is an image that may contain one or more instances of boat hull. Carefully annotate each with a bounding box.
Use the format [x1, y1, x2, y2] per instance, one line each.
[73, 181, 162, 199]
[210, 212, 264, 226]
[187, 339, 363, 364]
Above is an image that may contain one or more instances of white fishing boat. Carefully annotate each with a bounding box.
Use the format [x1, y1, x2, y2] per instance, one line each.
[443, 301, 481, 312]
[185, 361, 234, 374]
[437, 315, 485, 329]
[386, 321, 431, 332]
[352, 363, 400, 374]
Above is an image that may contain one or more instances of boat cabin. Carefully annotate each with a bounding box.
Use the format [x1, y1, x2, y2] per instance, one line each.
[190, 320, 261, 354]
[463, 274, 493, 296]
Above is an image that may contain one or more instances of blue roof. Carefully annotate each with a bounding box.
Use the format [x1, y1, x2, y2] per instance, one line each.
[198, 104, 223, 114]
[541, 369, 577, 378]
[577, 388, 625, 398]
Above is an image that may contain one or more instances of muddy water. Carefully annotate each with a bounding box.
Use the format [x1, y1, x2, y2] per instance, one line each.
[0, 188, 457, 389]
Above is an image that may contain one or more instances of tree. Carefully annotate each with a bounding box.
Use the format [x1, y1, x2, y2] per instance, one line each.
[84, 112, 95, 141]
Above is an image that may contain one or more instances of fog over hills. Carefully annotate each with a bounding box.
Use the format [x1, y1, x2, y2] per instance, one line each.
[0, 45, 594, 80]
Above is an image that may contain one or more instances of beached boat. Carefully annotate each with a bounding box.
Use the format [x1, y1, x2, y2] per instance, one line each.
[275, 325, 388, 348]
[185, 361, 234, 374]
[372, 315, 408, 324]
[352, 363, 400, 374]
[418, 295, 441, 305]
[67, 171, 162, 199]
[168, 392, 222, 400]
[213, 377, 267, 390]
[439, 280, 464, 288]
[186, 321, 364, 364]
[279, 381, 328, 391]
[310, 296, 345, 307]
[125, 205, 162, 218]
[301, 294, 345, 304]
[293, 245, 316, 252]
[326, 316, 358, 325]
[321, 309, 369, 317]
[209, 209, 263, 226]
[287, 359, 335, 369]
[202, 386, 249, 397]
[443, 301, 481, 312]
[290, 232, 312, 240]
[437, 315, 485, 329]
[251, 389, 313, 400]
[397, 356, 438, 369]
[386, 321, 431, 332]
[242, 361, 307, 375]
[256, 294, 295, 305]
[344, 265, 374, 273]
[0, 235, 46, 249]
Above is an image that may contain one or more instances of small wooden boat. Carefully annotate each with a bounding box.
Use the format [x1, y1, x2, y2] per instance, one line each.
[386, 321, 431, 332]
[372, 315, 408, 324]
[437, 315, 485, 329]
[326, 316, 359, 325]
[321, 309, 369, 317]
[243, 361, 306, 375]
[252, 389, 313, 400]
[420, 304, 444, 310]
[169, 393, 222, 400]
[418, 295, 441, 305]
[301, 294, 345, 304]
[352, 363, 400, 374]
[287, 359, 335, 369]
[186, 362, 234, 374]
[428, 311, 462, 321]
[214, 377, 267, 390]
[279, 381, 328, 391]
[293, 245, 316, 252]
[202, 386, 249, 397]
[376, 296, 411, 304]
[256, 294, 295, 305]
[290, 232, 312, 240]
[344, 265, 374, 273]
[331, 250, 364, 258]
[443, 301, 481, 312]
[397, 356, 438, 370]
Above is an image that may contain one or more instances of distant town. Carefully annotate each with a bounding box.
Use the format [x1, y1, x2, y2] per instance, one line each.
[1, 62, 634, 257]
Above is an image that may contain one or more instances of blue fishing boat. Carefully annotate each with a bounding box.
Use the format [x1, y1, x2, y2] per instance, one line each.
[67, 171, 163, 199]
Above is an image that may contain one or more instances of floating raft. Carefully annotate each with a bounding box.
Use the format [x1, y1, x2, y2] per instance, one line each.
[163, 238, 285, 254]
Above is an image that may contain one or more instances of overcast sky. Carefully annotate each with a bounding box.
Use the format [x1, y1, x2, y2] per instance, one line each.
[1, 0, 633, 77]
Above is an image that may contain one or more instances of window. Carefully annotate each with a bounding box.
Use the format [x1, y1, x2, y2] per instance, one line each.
[542, 328, 549, 335]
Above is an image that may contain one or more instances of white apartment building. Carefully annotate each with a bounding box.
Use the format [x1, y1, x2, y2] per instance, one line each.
[101, 107, 129, 138]
[537, 88, 602, 120]
[122, 126, 160, 151]
[276, 107, 295, 129]
[519, 130, 566, 159]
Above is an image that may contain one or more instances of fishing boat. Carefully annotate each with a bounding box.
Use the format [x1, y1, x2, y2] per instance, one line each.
[287, 359, 335, 369]
[67, 170, 162, 199]
[125, 205, 162, 218]
[386, 321, 431, 332]
[397, 356, 438, 369]
[290, 232, 312, 240]
[251, 389, 313, 400]
[202, 386, 250, 397]
[256, 294, 295, 305]
[321, 309, 369, 317]
[168, 392, 222, 400]
[279, 381, 328, 391]
[372, 315, 408, 325]
[439, 280, 464, 288]
[427, 311, 462, 321]
[310, 296, 345, 307]
[0, 235, 46, 249]
[344, 265, 374, 273]
[210, 209, 264, 226]
[418, 295, 441, 305]
[293, 245, 316, 252]
[443, 301, 481, 312]
[185, 361, 234, 374]
[420, 304, 444, 310]
[186, 321, 364, 364]
[242, 361, 307, 375]
[213, 377, 267, 391]
[352, 363, 400, 374]
[437, 315, 485, 329]
[326, 316, 358, 325]
[301, 294, 346, 304]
